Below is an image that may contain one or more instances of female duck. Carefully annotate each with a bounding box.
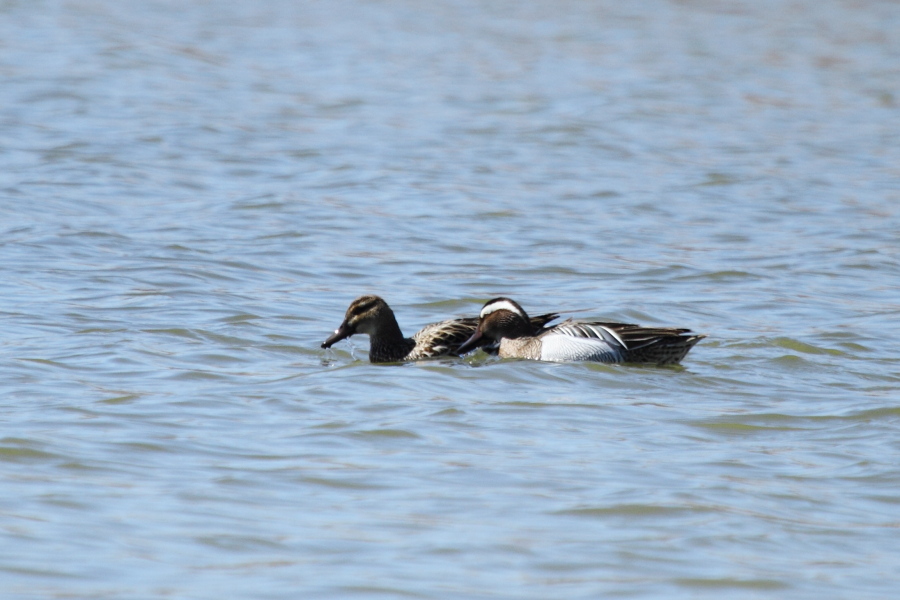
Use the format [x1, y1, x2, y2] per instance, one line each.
[322, 295, 558, 363]
[456, 298, 705, 365]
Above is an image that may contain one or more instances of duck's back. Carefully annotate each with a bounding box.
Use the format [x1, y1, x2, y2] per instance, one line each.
[498, 319, 703, 364]
[406, 317, 478, 360]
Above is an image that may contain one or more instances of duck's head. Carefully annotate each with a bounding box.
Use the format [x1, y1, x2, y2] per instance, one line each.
[321, 295, 393, 348]
[457, 297, 533, 354]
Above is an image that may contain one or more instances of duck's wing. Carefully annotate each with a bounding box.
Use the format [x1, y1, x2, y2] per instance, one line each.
[540, 319, 625, 341]
[571, 321, 705, 365]
[410, 317, 479, 358]
[595, 322, 695, 350]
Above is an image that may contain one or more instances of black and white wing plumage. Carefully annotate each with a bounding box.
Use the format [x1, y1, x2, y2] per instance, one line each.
[541, 320, 704, 365]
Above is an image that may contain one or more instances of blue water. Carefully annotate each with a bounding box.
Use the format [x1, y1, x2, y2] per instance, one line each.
[2, 1, 900, 598]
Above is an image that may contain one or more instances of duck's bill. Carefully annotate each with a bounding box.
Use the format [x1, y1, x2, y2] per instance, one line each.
[322, 321, 353, 349]
[455, 329, 483, 355]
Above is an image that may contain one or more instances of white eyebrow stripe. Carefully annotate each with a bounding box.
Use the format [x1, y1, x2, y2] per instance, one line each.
[480, 300, 525, 319]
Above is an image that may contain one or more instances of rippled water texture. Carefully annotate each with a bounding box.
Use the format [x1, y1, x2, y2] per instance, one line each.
[2, 1, 899, 598]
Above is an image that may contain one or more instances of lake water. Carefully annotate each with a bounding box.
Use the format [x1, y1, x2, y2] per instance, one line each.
[2, 1, 899, 598]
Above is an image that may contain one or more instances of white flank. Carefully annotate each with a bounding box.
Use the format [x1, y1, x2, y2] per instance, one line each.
[480, 300, 525, 319]
[540, 334, 623, 363]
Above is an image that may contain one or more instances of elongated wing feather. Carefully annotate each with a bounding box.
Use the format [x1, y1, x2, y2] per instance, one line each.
[529, 312, 560, 334]
[598, 323, 695, 351]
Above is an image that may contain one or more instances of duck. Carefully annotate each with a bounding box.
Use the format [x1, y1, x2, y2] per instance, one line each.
[321, 295, 559, 363]
[456, 297, 705, 365]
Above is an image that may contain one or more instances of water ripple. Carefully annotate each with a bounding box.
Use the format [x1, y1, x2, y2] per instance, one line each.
[2, 0, 900, 598]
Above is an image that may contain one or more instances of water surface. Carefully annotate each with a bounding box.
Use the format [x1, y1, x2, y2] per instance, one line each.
[2, 1, 899, 598]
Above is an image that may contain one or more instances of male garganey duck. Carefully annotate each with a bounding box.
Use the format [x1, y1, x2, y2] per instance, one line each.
[321, 295, 559, 363]
[456, 298, 705, 365]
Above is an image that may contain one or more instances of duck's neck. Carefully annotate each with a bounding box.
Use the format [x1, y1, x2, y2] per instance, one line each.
[368, 313, 415, 362]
